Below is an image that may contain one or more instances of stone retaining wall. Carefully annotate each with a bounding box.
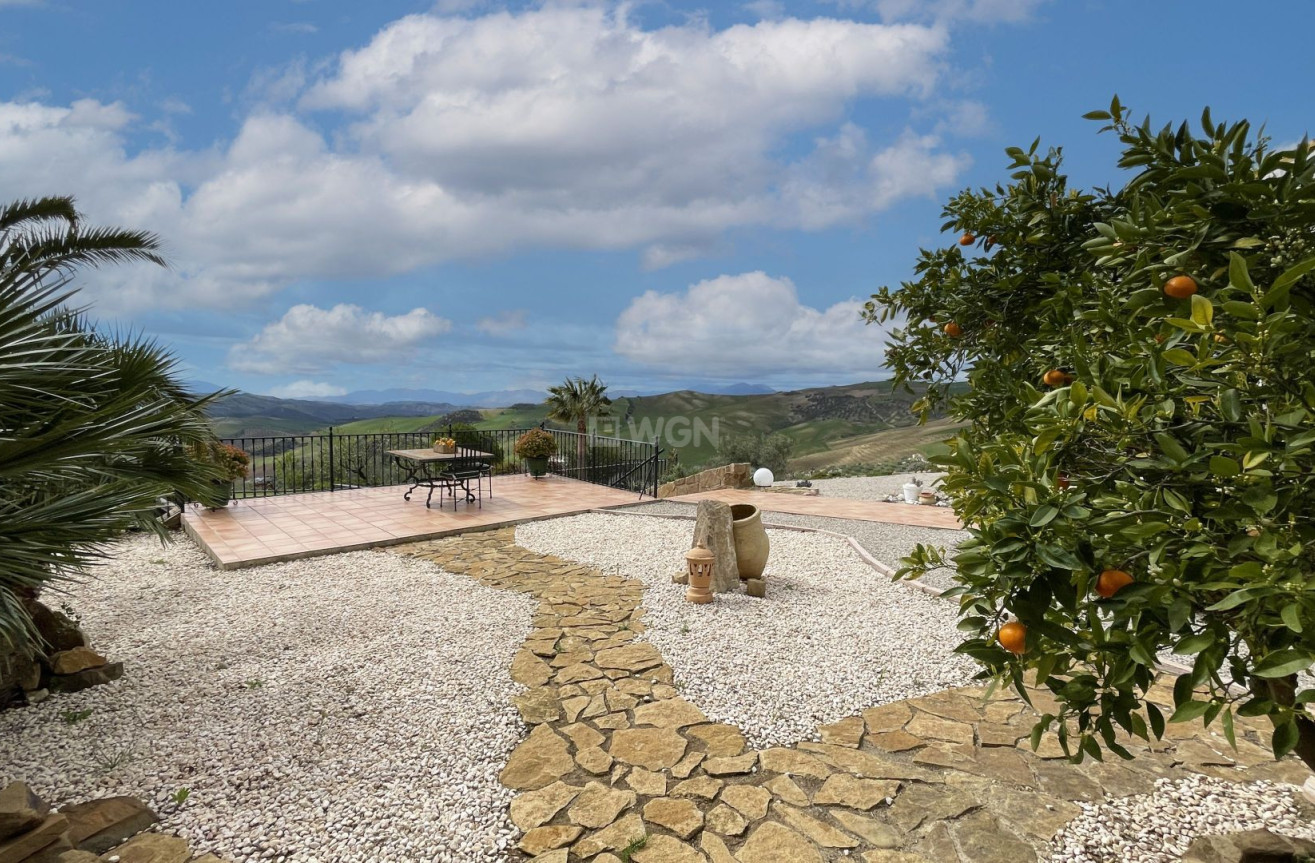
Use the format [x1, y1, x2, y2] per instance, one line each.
[657, 463, 753, 499]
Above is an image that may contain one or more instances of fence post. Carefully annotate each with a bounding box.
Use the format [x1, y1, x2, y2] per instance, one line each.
[653, 437, 660, 498]
[328, 427, 335, 492]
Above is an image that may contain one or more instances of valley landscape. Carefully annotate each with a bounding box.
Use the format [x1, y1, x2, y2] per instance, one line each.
[205, 380, 964, 475]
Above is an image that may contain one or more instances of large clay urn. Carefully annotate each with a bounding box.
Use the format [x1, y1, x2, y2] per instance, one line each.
[730, 504, 769, 580]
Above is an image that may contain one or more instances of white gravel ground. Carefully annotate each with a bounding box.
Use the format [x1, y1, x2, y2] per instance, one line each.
[776, 473, 947, 501]
[516, 512, 976, 749]
[631, 500, 969, 593]
[0, 534, 535, 863]
[1048, 775, 1315, 863]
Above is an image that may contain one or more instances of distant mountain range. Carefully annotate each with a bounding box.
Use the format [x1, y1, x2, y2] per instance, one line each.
[323, 382, 774, 406]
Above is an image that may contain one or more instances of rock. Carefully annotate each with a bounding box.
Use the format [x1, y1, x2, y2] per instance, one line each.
[948, 810, 1037, 863]
[594, 644, 663, 672]
[887, 785, 980, 834]
[0, 781, 49, 841]
[0, 649, 42, 699]
[745, 579, 766, 598]
[643, 797, 704, 839]
[686, 723, 745, 757]
[625, 768, 667, 796]
[1181, 828, 1315, 863]
[510, 782, 581, 831]
[692, 501, 739, 593]
[634, 697, 708, 730]
[670, 776, 722, 800]
[862, 702, 912, 734]
[758, 747, 831, 780]
[774, 803, 860, 848]
[571, 813, 645, 858]
[672, 571, 689, 585]
[26, 831, 73, 862]
[867, 731, 925, 753]
[47, 661, 123, 694]
[519, 825, 583, 856]
[577, 746, 614, 775]
[608, 727, 688, 770]
[862, 852, 933, 863]
[0, 815, 68, 863]
[721, 784, 771, 820]
[631, 834, 708, 863]
[500, 725, 576, 791]
[567, 781, 636, 829]
[27, 601, 88, 653]
[813, 775, 901, 811]
[702, 753, 757, 776]
[700, 832, 738, 863]
[737, 822, 822, 863]
[562, 723, 605, 751]
[704, 804, 747, 836]
[511, 650, 554, 687]
[57, 851, 102, 863]
[528, 851, 569, 863]
[50, 647, 106, 675]
[515, 687, 562, 724]
[102, 832, 191, 863]
[764, 775, 810, 807]
[904, 712, 974, 746]
[818, 716, 865, 748]
[830, 811, 901, 848]
[59, 796, 158, 853]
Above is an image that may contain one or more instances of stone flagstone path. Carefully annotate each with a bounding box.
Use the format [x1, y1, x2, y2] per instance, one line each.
[397, 529, 1310, 863]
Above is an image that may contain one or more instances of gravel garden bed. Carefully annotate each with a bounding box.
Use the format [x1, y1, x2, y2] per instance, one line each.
[632, 499, 969, 594]
[0, 534, 535, 863]
[515, 511, 976, 749]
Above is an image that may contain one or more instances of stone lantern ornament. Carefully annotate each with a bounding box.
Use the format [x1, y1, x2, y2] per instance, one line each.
[684, 541, 714, 604]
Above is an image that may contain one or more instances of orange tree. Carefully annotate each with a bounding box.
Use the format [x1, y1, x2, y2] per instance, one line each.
[865, 99, 1315, 769]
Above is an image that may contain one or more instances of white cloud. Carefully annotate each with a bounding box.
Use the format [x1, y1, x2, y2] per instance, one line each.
[267, 380, 347, 399]
[228, 303, 452, 374]
[614, 271, 892, 378]
[0, 8, 971, 311]
[475, 309, 528, 336]
[868, 0, 1049, 23]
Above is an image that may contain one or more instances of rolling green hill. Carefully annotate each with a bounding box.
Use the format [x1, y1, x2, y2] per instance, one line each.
[209, 380, 963, 474]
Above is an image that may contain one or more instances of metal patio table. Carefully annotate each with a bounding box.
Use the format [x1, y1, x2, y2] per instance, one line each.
[387, 448, 493, 509]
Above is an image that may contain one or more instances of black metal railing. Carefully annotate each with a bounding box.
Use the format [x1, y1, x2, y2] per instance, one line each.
[220, 425, 662, 499]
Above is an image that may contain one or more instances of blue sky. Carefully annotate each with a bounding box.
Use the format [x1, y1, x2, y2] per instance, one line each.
[1, 0, 1310, 399]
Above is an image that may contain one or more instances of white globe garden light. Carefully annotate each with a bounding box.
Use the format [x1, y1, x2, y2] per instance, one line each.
[753, 468, 774, 487]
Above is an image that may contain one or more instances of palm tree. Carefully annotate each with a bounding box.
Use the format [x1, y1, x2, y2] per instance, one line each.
[1, 196, 225, 655]
[545, 375, 612, 471]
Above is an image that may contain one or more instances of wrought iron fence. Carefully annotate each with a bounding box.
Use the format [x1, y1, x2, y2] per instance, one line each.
[220, 425, 663, 499]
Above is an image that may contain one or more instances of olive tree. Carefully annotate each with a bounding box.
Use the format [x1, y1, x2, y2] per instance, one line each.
[866, 99, 1315, 769]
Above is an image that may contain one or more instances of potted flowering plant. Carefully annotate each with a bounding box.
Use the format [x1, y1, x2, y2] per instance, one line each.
[433, 436, 457, 454]
[194, 442, 251, 508]
[515, 428, 556, 478]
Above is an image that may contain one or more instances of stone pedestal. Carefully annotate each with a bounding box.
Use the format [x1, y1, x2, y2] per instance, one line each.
[691, 501, 740, 594]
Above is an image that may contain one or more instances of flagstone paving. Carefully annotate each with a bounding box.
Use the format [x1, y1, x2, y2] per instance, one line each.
[397, 529, 1310, 862]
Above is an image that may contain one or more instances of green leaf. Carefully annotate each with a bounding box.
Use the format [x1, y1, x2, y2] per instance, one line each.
[1030, 505, 1060, 528]
[1281, 605, 1303, 633]
[1229, 252, 1255, 293]
[1175, 633, 1214, 654]
[1221, 300, 1260, 320]
[1190, 294, 1214, 327]
[1272, 717, 1299, 758]
[1146, 702, 1165, 739]
[1222, 707, 1236, 749]
[1209, 456, 1240, 477]
[1155, 433, 1190, 464]
[1169, 700, 1211, 723]
[1163, 348, 1197, 367]
[1252, 649, 1314, 679]
[1129, 643, 1156, 666]
[1270, 254, 1315, 293]
[1206, 588, 1261, 612]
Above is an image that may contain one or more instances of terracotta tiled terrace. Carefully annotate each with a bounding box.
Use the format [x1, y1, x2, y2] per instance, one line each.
[182, 474, 644, 570]
[670, 487, 964, 529]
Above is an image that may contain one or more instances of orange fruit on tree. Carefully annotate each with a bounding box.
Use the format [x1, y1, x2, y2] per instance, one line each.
[998, 621, 1027, 655]
[959, 232, 975, 246]
[1095, 569, 1134, 598]
[1043, 369, 1071, 387]
[1164, 275, 1198, 299]
[1056, 474, 1071, 490]
[944, 322, 964, 338]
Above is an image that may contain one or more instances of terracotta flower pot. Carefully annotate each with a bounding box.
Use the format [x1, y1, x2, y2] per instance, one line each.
[919, 491, 937, 506]
[434, 443, 456, 454]
[730, 504, 769, 580]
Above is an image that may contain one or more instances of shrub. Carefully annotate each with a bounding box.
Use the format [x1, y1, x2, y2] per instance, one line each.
[712, 432, 794, 477]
